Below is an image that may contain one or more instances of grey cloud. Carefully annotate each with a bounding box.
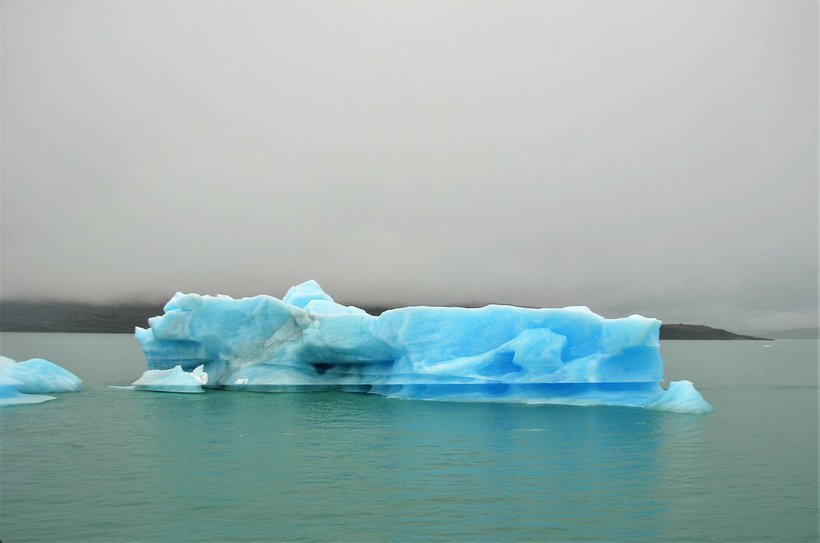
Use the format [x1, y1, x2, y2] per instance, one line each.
[1, 0, 816, 330]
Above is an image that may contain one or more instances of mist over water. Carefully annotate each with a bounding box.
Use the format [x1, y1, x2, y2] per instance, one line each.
[2, 1, 817, 332]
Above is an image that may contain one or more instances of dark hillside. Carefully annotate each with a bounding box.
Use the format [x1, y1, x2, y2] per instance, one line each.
[660, 323, 770, 340]
[0, 301, 163, 333]
[0, 301, 772, 340]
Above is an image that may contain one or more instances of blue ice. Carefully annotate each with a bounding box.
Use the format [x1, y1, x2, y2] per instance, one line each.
[0, 356, 82, 406]
[135, 280, 713, 414]
[647, 380, 713, 414]
[132, 365, 208, 393]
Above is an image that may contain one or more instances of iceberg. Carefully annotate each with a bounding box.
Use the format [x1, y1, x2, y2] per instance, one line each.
[0, 373, 55, 406]
[0, 356, 82, 406]
[132, 365, 208, 393]
[647, 380, 714, 414]
[135, 280, 713, 414]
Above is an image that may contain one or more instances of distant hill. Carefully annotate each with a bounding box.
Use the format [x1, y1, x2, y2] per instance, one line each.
[659, 323, 770, 341]
[0, 300, 775, 340]
[0, 300, 164, 333]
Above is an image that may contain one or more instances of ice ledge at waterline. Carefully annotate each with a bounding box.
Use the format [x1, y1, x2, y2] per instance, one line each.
[134, 280, 713, 414]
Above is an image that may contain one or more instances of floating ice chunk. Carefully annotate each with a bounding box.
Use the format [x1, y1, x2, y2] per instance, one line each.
[647, 380, 714, 414]
[0, 373, 55, 406]
[135, 280, 712, 413]
[0, 356, 81, 406]
[132, 364, 208, 393]
[4, 358, 82, 393]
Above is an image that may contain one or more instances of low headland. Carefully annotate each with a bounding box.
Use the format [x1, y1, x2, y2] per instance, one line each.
[0, 300, 789, 340]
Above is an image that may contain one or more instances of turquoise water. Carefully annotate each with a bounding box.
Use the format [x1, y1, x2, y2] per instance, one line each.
[1, 333, 817, 542]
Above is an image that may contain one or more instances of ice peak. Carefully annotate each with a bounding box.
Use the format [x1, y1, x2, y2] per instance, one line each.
[282, 279, 335, 309]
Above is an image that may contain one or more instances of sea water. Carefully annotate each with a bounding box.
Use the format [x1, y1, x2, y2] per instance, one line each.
[0, 333, 816, 542]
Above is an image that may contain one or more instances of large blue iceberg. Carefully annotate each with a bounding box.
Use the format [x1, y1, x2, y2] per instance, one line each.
[135, 280, 713, 414]
[0, 356, 82, 406]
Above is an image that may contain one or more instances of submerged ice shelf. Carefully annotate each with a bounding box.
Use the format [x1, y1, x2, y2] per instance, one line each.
[135, 280, 713, 414]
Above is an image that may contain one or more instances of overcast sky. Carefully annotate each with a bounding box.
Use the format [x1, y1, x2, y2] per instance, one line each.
[1, 0, 817, 331]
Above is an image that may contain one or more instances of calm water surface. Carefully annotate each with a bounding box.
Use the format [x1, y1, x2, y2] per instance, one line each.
[0, 333, 817, 542]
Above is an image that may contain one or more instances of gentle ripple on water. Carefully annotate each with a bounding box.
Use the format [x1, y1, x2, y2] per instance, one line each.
[0, 334, 817, 542]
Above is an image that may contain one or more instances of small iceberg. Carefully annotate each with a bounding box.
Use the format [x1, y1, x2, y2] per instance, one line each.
[0, 373, 55, 406]
[132, 365, 208, 393]
[647, 380, 714, 414]
[0, 356, 82, 406]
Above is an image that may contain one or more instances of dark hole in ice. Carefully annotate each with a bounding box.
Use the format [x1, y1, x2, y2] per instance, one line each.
[312, 363, 332, 375]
